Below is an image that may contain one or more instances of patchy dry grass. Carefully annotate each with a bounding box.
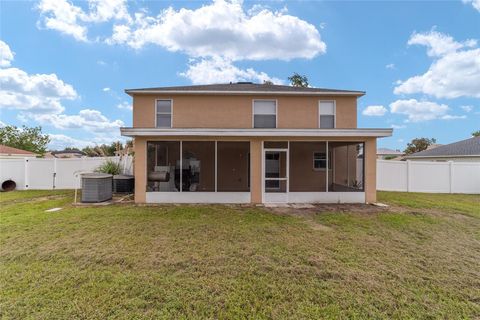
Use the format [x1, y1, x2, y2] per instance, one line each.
[1, 191, 479, 319]
[378, 191, 480, 218]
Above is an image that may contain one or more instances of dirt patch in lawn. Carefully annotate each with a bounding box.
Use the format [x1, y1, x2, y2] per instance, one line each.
[264, 203, 386, 217]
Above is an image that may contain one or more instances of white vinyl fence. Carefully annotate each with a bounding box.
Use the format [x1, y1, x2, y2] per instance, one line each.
[0, 156, 133, 190]
[377, 160, 480, 194]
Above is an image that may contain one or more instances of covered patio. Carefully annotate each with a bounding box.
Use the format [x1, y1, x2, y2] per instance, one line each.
[121, 127, 391, 203]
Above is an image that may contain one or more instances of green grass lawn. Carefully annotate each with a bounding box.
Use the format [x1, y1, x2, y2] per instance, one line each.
[1, 191, 479, 319]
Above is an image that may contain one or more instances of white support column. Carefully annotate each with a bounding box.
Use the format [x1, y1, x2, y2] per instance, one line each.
[180, 141, 183, 192]
[286, 141, 290, 194]
[214, 141, 218, 192]
[326, 141, 329, 192]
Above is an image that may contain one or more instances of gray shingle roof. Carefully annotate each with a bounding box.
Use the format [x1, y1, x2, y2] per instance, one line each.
[406, 137, 480, 158]
[125, 82, 365, 95]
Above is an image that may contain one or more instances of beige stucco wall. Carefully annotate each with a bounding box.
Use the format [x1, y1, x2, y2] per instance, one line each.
[134, 136, 147, 203]
[133, 136, 377, 204]
[132, 94, 357, 129]
[364, 138, 377, 203]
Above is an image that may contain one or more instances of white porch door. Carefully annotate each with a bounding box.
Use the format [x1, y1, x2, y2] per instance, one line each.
[263, 149, 288, 203]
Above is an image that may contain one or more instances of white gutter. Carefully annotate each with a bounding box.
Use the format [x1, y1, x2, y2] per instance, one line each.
[120, 127, 393, 138]
[125, 90, 365, 96]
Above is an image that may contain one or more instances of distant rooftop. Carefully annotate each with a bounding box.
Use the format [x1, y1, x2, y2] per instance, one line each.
[377, 148, 403, 155]
[406, 137, 480, 158]
[125, 82, 365, 96]
[51, 150, 86, 156]
[0, 144, 36, 155]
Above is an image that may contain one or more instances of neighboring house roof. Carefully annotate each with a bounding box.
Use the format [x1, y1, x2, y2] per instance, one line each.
[405, 137, 480, 158]
[377, 148, 403, 155]
[0, 144, 37, 156]
[125, 82, 365, 96]
[50, 150, 86, 158]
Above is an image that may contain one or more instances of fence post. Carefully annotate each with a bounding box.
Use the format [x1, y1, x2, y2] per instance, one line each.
[406, 160, 411, 192]
[24, 158, 29, 189]
[449, 161, 454, 194]
[53, 158, 57, 189]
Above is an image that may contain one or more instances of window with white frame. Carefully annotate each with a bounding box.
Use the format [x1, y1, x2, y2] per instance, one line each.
[156, 100, 172, 128]
[253, 100, 276, 128]
[319, 101, 335, 128]
[313, 152, 327, 170]
[313, 151, 332, 170]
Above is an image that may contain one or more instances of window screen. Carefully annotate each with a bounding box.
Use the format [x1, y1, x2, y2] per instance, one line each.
[254, 100, 276, 128]
[156, 100, 172, 128]
[319, 101, 335, 129]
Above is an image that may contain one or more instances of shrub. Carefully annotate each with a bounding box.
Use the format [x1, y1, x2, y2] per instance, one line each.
[95, 159, 122, 175]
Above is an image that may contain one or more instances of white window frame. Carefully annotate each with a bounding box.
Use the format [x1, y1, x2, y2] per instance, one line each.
[312, 151, 327, 171]
[318, 100, 336, 129]
[155, 99, 173, 128]
[252, 99, 277, 128]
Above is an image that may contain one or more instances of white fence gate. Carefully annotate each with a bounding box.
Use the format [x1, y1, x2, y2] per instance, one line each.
[0, 156, 133, 190]
[377, 160, 480, 194]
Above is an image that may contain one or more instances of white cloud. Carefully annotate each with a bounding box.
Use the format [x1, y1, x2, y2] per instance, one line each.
[460, 105, 473, 112]
[82, 0, 131, 23]
[463, 0, 480, 11]
[117, 101, 132, 110]
[0, 67, 77, 114]
[48, 132, 125, 150]
[48, 133, 92, 149]
[362, 105, 387, 116]
[36, 0, 131, 42]
[102, 87, 111, 92]
[106, 0, 326, 61]
[36, 0, 326, 61]
[36, 0, 89, 42]
[1, 40, 124, 137]
[36, 1, 321, 84]
[407, 30, 476, 58]
[29, 109, 124, 133]
[389, 99, 465, 122]
[0, 40, 14, 67]
[385, 63, 395, 70]
[394, 30, 480, 99]
[180, 57, 283, 84]
[391, 124, 406, 129]
[441, 114, 467, 120]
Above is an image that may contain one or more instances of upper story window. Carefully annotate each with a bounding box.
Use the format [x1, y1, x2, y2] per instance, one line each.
[319, 101, 335, 129]
[253, 100, 276, 128]
[156, 100, 172, 128]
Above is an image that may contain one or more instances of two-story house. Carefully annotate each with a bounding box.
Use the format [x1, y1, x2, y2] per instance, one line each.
[121, 82, 392, 204]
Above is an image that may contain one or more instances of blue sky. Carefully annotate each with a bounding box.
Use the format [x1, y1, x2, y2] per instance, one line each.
[0, 0, 479, 150]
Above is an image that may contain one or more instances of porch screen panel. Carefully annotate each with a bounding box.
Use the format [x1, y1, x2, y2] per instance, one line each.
[146, 141, 180, 192]
[217, 142, 250, 192]
[289, 142, 327, 192]
[182, 141, 215, 192]
[328, 142, 364, 192]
